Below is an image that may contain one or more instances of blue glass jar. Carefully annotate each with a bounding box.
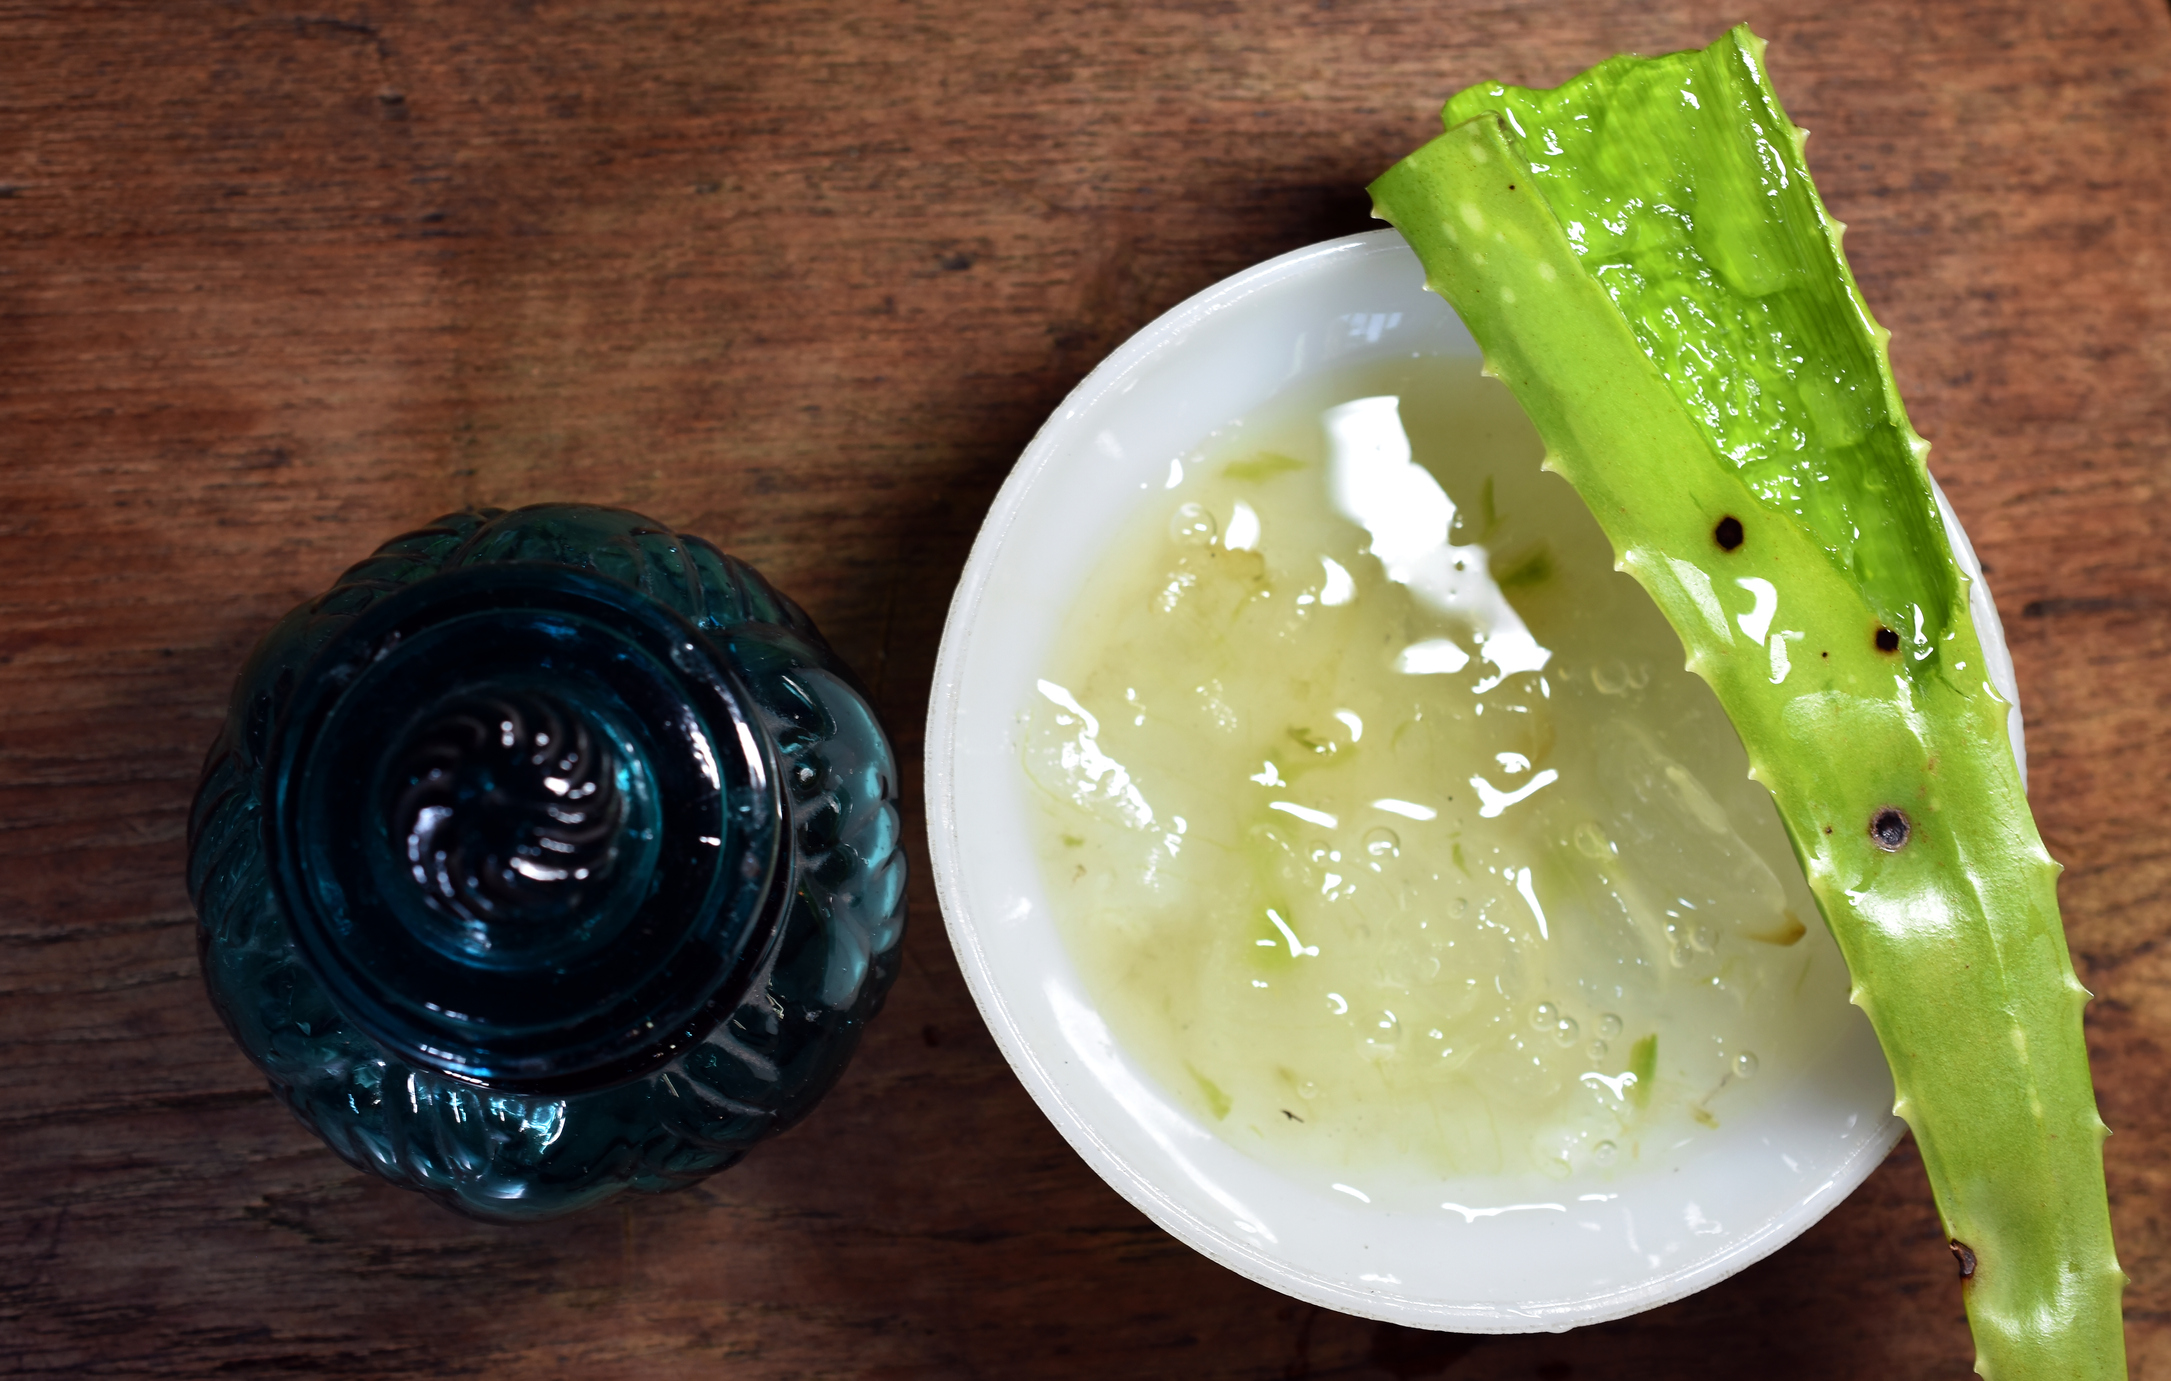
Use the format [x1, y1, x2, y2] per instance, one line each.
[187, 505, 906, 1221]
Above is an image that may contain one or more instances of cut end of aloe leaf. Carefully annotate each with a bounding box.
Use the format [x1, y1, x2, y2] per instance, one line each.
[1431, 26, 1961, 676]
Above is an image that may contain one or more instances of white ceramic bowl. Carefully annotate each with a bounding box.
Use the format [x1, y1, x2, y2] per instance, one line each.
[925, 229, 2022, 1332]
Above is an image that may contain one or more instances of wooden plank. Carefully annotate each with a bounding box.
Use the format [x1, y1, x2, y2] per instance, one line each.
[1, 0, 2164, 1374]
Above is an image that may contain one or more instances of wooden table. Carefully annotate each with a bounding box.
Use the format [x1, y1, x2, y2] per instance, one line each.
[4, 2, 2164, 1376]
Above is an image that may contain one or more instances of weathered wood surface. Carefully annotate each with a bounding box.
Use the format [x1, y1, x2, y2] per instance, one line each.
[2, 1, 2165, 1375]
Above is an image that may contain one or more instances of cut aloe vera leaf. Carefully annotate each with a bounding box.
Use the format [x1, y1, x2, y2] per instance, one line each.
[1371, 27, 2123, 1381]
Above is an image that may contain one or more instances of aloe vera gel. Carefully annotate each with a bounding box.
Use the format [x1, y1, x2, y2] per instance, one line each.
[1024, 356, 1852, 1186]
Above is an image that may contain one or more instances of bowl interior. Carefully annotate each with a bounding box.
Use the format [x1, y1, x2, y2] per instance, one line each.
[927, 230, 1928, 1332]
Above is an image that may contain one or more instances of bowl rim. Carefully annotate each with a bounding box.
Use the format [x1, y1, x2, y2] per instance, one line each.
[926, 227, 2015, 1331]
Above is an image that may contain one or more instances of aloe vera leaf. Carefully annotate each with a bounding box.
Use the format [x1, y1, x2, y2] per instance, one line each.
[1370, 27, 2123, 1380]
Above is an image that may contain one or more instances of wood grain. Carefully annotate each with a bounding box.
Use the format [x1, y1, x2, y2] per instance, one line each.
[1, 1, 2164, 1376]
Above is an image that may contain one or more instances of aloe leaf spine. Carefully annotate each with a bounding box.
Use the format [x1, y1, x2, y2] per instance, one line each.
[1369, 27, 2123, 1380]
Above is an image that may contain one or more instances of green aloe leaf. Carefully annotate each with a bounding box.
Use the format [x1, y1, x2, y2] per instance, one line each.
[1370, 27, 2123, 1380]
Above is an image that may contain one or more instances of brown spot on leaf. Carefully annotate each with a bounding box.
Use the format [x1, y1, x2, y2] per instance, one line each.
[1875, 626, 1901, 653]
[1871, 808, 1911, 851]
[1714, 515, 1744, 551]
[1950, 1240, 1977, 1279]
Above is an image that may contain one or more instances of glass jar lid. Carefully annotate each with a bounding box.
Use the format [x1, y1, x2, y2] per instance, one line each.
[263, 563, 787, 1094]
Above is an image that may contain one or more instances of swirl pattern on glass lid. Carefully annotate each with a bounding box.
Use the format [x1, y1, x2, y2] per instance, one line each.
[391, 690, 626, 935]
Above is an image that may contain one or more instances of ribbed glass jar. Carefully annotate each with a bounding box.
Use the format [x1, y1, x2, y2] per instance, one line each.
[188, 505, 906, 1221]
